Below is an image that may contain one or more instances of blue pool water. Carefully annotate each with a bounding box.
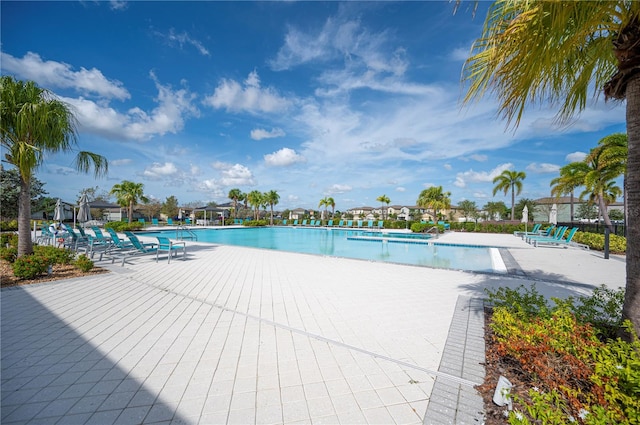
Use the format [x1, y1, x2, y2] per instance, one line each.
[138, 227, 503, 272]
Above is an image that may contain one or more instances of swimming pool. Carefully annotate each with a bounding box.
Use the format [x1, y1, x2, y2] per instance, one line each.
[138, 227, 506, 272]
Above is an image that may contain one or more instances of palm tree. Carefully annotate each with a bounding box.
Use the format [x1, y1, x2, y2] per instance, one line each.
[228, 188, 244, 219]
[110, 181, 148, 223]
[318, 197, 330, 221]
[327, 197, 336, 218]
[376, 195, 391, 220]
[550, 162, 591, 223]
[264, 190, 280, 225]
[0, 77, 108, 256]
[582, 146, 623, 231]
[416, 186, 451, 220]
[592, 133, 628, 222]
[462, 1, 640, 335]
[492, 170, 526, 221]
[247, 190, 263, 221]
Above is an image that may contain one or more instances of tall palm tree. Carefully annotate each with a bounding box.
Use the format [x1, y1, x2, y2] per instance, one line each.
[318, 197, 329, 221]
[550, 162, 590, 222]
[228, 188, 243, 219]
[492, 170, 526, 221]
[264, 190, 279, 225]
[462, 1, 640, 335]
[416, 186, 451, 220]
[247, 190, 263, 220]
[0, 77, 108, 256]
[592, 133, 628, 222]
[376, 195, 391, 220]
[583, 146, 623, 231]
[110, 181, 148, 223]
[327, 197, 336, 218]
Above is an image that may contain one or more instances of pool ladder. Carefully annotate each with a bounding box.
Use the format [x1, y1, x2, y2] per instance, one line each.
[176, 225, 198, 241]
[425, 226, 440, 238]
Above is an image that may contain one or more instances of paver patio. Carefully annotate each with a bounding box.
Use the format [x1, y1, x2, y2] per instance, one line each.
[1, 232, 625, 424]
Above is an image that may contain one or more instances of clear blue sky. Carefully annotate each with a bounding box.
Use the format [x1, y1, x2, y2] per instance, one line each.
[1, 1, 626, 210]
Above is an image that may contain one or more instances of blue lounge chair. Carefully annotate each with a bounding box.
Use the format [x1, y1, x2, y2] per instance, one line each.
[527, 226, 567, 244]
[533, 227, 579, 248]
[167, 218, 175, 226]
[293, 219, 298, 226]
[327, 220, 333, 227]
[309, 220, 316, 226]
[346, 220, 353, 227]
[108, 232, 158, 266]
[337, 220, 344, 227]
[155, 236, 186, 263]
[357, 220, 363, 228]
[138, 218, 146, 226]
[302, 219, 308, 226]
[514, 223, 541, 237]
[367, 220, 374, 229]
[152, 218, 159, 226]
[184, 218, 192, 225]
[282, 219, 288, 225]
[106, 227, 134, 249]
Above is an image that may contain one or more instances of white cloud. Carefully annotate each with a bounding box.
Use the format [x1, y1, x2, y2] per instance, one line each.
[454, 163, 513, 188]
[449, 46, 471, 61]
[161, 28, 210, 56]
[443, 163, 452, 170]
[526, 162, 560, 174]
[62, 71, 199, 141]
[109, 0, 128, 10]
[1, 52, 130, 100]
[143, 162, 179, 180]
[470, 154, 488, 162]
[395, 187, 406, 192]
[264, 148, 306, 167]
[111, 158, 132, 166]
[212, 162, 256, 186]
[326, 184, 352, 194]
[203, 70, 291, 114]
[250, 127, 286, 140]
[566, 151, 587, 162]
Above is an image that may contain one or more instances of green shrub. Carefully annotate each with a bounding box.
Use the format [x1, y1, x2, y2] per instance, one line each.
[33, 245, 74, 265]
[0, 232, 18, 248]
[244, 219, 268, 227]
[572, 231, 626, 253]
[12, 254, 49, 279]
[486, 284, 639, 425]
[0, 220, 18, 231]
[0, 246, 18, 263]
[104, 221, 144, 232]
[74, 254, 94, 272]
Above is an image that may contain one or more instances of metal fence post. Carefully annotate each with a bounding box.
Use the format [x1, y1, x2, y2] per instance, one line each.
[604, 227, 610, 260]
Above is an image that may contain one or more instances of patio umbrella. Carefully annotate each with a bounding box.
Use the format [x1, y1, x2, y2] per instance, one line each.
[178, 209, 183, 220]
[549, 203, 558, 225]
[521, 205, 528, 234]
[53, 198, 64, 222]
[77, 194, 92, 225]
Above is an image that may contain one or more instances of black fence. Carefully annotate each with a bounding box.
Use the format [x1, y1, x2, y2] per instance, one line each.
[558, 222, 626, 237]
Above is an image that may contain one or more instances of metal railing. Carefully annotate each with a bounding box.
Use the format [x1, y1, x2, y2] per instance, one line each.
[176, 225, 198, 241]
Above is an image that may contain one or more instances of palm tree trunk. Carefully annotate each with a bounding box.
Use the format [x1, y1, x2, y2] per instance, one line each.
[623, 75, 640, 337]
[18, 176, 34, 257]
[570, 191, 574, 223]
[511, 185, 515, 221]
[598, 194, 614, 232]
[129, 200, 134, 223]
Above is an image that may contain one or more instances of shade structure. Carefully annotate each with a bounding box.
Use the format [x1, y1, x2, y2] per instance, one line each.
[77, 194, 92, 224]
[53, 198, 64, 222]
[549, 203, 558, 225]
[178, 209, 183, 220]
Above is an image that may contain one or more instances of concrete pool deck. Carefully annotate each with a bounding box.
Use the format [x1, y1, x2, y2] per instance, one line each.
[1, 231, 626, 424]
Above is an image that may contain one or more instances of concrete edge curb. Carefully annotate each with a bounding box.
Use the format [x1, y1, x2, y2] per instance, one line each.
[423, 296, 486, 424]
